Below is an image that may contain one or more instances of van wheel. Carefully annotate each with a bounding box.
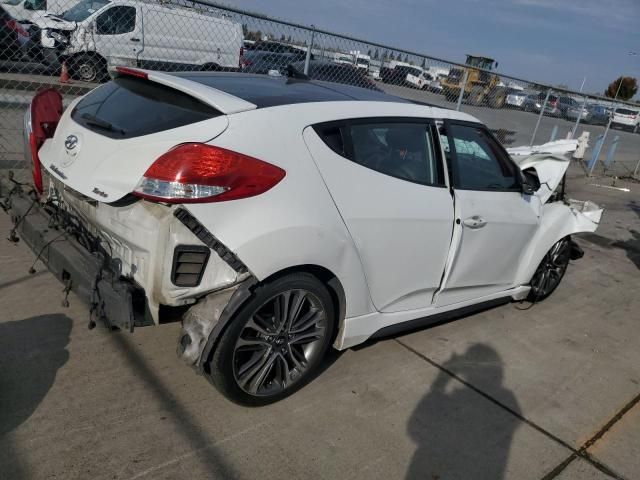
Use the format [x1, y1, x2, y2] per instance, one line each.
[69, 55, 106, 83]
[206, 273, 335, 406]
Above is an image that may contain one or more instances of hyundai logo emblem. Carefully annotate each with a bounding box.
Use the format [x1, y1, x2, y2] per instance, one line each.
[65, 135, 78, 150]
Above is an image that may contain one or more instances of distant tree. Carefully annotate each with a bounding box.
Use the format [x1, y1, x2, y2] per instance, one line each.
[404, 54, 409, 63]
[556, 83, 569, 90]
[420, 58, 426, 68]
[367, 49, 372, 57]
[287, 35, 292, 42]
[604, 76, 638, 100]
[373, 48, 379, 60]
[242, 24, 248, 37]
[280, 34, 286, 41]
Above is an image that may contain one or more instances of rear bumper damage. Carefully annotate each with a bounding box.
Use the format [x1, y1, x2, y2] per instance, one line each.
[7, 189, 147, 331]
[4, 182, 256, 369]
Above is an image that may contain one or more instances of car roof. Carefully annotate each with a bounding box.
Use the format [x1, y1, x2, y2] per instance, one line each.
[173, 72, 413, 108]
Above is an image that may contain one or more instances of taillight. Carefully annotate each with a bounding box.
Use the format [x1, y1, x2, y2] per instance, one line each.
[29, 88, 63, 194]
[4, 19, 28, 37]
[133, 143, 286, 203]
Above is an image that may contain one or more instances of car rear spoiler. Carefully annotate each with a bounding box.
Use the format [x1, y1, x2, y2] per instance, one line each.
[114, 67, 258, 115]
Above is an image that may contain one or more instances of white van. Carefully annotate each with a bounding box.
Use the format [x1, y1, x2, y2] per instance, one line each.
[0, 0, 79, 22]
[34, 0, 243, 82]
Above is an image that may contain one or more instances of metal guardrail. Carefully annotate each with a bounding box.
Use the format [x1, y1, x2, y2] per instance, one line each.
[1, 0, 638, 177]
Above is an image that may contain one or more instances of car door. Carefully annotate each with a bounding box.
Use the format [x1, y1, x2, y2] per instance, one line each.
[435, 121, 540, 306]
[92, 4, 141, 64]
[304, 118, 454, 313]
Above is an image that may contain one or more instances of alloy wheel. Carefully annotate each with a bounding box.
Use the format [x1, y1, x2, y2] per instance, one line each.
[232, 289, 327, 397]
[530, 239, 571, 300]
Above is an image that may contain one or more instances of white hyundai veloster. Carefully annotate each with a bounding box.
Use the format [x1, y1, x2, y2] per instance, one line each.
[9, 67, 602, 404]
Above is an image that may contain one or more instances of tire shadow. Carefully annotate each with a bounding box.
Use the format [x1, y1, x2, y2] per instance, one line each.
[0, 314, 72, 479]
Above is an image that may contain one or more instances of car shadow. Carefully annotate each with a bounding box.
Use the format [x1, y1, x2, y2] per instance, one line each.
[579, 200, 640, 270]
[405, 344, 520, 480]
[0, 314, 72, 480]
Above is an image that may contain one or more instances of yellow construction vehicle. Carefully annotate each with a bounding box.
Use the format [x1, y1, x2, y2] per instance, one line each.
[441, 55, 506, 108]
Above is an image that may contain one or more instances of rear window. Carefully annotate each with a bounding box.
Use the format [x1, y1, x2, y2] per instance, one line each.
[71, 76, 220, 139]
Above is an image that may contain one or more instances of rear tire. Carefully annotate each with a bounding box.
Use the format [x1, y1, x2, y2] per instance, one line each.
[528, 237, 571, 301]
[206, 273, 336, 406]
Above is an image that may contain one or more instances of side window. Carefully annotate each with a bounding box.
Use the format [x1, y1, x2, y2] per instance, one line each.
[24, 0, 46, 10]
[316, 121, 443, 186]
[96, 6, 136, 35]
[447, 124, 519, 191]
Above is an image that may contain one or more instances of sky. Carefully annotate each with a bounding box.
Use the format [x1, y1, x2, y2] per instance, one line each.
[224, 0, 640, 97]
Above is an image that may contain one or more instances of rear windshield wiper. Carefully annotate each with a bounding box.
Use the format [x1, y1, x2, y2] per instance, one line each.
[80, 113, 125, 135]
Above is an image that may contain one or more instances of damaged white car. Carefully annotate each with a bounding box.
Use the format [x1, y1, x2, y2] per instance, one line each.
[7, 68, 602, 405]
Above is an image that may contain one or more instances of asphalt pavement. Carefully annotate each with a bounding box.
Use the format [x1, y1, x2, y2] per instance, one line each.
[0, 164, 638, 479]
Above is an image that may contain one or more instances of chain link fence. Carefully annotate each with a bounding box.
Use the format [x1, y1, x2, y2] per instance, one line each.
[1, 0, 639, 177]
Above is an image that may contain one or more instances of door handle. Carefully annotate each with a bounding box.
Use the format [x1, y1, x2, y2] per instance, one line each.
[130, 37, 140, 42]
[463, 216, 487, 229]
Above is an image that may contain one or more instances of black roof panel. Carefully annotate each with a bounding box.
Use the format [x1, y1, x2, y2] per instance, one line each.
[174, 72, 410, 109]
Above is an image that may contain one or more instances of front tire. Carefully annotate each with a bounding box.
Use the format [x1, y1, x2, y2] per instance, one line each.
[207, 273, 335, 406]
[528, 237, 571, 301]
[68, 54, 106, 83]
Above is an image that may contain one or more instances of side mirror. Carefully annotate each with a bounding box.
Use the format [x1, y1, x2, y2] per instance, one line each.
[522, 182, 536, 195]
[520, 170, 540, 195]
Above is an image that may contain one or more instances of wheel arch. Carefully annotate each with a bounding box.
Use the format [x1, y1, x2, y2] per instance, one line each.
[65, 51, 108, 80]
[514, 201, 601, 286]
[198, 263, 347, 375]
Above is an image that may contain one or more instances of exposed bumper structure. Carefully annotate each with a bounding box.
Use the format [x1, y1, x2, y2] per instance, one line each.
[8, 191, 146, 331]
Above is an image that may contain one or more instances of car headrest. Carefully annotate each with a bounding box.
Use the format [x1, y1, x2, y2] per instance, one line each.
[385, 127, 425, 152]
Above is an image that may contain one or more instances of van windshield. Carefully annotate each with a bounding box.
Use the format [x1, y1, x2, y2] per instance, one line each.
[62, 0, 110, 21]
[1, 0, 24, 6]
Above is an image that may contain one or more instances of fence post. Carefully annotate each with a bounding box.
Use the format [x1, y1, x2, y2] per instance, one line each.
[303, 25, 316, 75]
[571, 96, 588, 139]
[603, 135, 620, 171]
[586, 134, 605, 174]
[633, 157, 640, 179]
[549, 125, 558, 142]
[588, 104, 618, 176]
[455, 69, 469, 112]
[530, 88, 551, 146]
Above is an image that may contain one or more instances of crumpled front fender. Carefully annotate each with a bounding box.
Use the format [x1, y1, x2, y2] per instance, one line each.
[515, 199, 603, 286]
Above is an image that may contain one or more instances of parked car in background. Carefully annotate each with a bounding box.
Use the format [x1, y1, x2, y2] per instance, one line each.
[241, 50, 304, 75]
[17, 67, 602, 405]
[32, 0, 244, 82]
[0, 0, 79, 22]
[290, 60, 381, 90]
[611, 108, 639, 133]
[522, 93, 558, 116]
[0, 5, 28, 59]
[379, 60, 412, 84]
[246, 40, 307, 58]
[583, 104, 610, 126]
[504, 88, 527, 109]
[557, 96, 583, 118]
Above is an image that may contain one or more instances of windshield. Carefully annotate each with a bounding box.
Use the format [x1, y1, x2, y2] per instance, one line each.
[616, 108, 638, 116]
[1, 0, 24, 6]
[356, 58, 370, 68]
[62, 0, 109, 22]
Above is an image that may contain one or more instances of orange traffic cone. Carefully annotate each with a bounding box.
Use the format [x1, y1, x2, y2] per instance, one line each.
[59, 61, 70, 84]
